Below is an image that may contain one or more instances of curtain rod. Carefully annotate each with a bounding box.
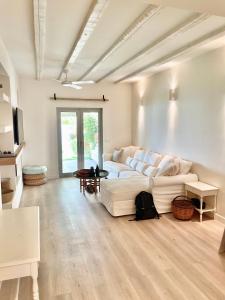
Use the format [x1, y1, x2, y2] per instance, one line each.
[50, 93, 109, 102]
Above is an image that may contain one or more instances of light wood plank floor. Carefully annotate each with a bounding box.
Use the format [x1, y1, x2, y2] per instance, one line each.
[1, 178, 225, 300]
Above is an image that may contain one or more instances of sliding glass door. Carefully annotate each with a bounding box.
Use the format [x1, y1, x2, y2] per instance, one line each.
[57, 108, 103, 177]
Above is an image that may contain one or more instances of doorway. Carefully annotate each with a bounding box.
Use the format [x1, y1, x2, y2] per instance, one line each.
[57, 108, 103, 177]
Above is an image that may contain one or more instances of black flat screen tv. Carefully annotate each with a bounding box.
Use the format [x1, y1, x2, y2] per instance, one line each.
[13, 107, 24, 145]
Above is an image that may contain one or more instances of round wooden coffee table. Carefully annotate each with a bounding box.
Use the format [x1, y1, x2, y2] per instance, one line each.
[73, 169, 109, 194]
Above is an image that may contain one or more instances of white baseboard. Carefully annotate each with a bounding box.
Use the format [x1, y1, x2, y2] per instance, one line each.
[215, 213, 225, 224]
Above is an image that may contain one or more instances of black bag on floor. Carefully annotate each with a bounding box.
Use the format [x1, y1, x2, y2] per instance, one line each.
[132, 191, 160, 221]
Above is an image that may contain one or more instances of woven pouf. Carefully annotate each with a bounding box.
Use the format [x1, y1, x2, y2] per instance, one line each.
[23, 165, 47, 186]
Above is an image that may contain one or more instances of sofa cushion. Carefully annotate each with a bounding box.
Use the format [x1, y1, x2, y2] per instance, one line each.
[135, 161, 147, 173]
[143, 166, 158, 177]
[130, 158, 139, 169]
[101, 177, 151, 201]
[103, 161, 132, 175]
[119, 170, 144, 179]
[134, 149, 145, 161]
[112, 148, 123, 162]
[119, 146, 140, 163]
[156, 156, 179, 176]
[179, 159, 192, 174]
[144, 151, 162, 166]
[125, 156, 133, 166]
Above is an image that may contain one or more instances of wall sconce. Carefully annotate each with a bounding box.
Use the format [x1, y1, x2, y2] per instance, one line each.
[169, 88, 177, 101]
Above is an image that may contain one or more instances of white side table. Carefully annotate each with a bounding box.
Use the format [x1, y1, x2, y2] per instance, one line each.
[0, 207, 40, 299]
[185, 181, 218, 223]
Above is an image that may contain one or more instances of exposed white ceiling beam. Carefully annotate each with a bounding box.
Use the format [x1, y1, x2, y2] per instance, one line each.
[96, 12, 209, 82]
[78, 4, 161, 81]
[33, 0, 47, 80]
[57, 0, 109, 80]
[114, 25, 225, 83]
[141, 0, 225, 18]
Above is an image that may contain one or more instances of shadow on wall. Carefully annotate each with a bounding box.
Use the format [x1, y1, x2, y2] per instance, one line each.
[192, 162, 225, 218]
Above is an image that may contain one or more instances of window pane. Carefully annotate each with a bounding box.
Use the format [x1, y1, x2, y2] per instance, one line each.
[83, 112, 99, 169]
[60, 112, 78, 173]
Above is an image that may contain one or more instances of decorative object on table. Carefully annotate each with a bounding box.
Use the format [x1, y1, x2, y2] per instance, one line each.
[90, 166, 95, 177]
[185, 181, 218, 223]
[95, 165, 100, 177]
[75, 169, 91, 177]
[191, 198, 206, 209]
[74, 169, 109, 194]
[172, 195, 194, 221]
[23, 165, 47, 186]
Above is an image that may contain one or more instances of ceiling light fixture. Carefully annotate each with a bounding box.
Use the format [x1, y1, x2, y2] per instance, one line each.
[169, 88, 177, 101]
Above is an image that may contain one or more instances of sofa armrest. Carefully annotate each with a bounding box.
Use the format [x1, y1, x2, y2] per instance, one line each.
[103, 153, 113, 162]
[151, 173, 198, 187]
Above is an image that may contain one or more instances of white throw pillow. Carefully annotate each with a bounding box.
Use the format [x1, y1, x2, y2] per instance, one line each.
[135, 161, 147, 173]
[130, 158, 139, 169]
[145, 152, 162, 166]
[143, 151, 151, 163]
[119, 146, 140, 163]
[134, 149, 145, 161]
[179, 159, 192, 174]
[125, 156, 133, 166]
[156, 157, 178, 176]
[143, 166, 158, 177]
[112, 148, 123, 162]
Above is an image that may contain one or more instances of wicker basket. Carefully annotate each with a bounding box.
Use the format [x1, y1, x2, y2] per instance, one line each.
[2, 189, 14, 204]
[24, 178, 47, 186]
[172, 196, 194, 221]
[1, 178, 11, 192]
[23, 173, 46, 180]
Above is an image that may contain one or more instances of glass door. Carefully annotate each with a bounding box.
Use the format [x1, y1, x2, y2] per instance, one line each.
[57, 108, 103, 177]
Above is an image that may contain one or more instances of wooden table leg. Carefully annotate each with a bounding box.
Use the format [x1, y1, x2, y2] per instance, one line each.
[31, 263, 39, 300]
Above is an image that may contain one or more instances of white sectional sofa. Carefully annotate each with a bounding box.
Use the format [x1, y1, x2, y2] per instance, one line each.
[100, 146, 198, 216]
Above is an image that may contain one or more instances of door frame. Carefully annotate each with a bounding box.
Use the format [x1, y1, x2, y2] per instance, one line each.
[57, 107, 103, 178]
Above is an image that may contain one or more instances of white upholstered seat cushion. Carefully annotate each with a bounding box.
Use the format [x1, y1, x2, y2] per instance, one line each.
[101, 177, 151, 202]
[119, 170, 145, 179]
[104, 161, 132, 174]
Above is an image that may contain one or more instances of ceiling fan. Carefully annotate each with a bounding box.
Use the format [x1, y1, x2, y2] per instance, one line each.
[60, 70, 95, 89]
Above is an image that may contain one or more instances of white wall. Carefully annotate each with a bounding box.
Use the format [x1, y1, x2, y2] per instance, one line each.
[0, 36, 19, 107]
[132, 46, 225, 221]
[20, 79, 132, 178]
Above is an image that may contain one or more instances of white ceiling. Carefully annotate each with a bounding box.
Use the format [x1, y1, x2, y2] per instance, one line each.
[0, 0, 225, 83]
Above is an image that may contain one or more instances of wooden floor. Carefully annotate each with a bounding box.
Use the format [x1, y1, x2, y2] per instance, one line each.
[1, 178, 225, 300]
